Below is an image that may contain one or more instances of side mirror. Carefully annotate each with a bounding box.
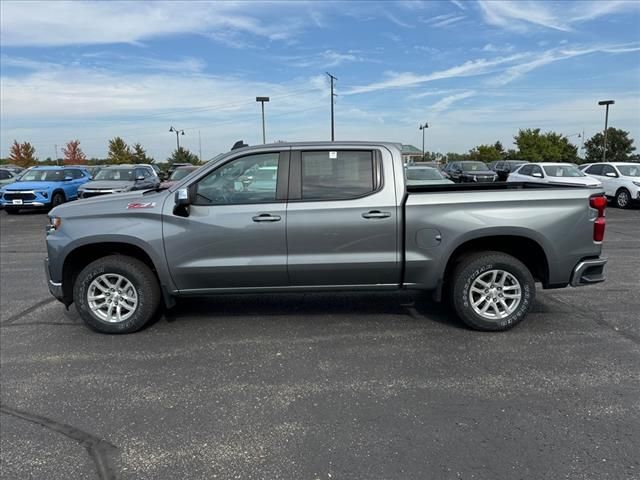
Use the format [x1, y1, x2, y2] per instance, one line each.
[532, 172, 543, 178]
[136, 175, 145, 181]
[64, 176, 73, 181]
[173, 187, 193, 217]
[605, 172, 617, 178]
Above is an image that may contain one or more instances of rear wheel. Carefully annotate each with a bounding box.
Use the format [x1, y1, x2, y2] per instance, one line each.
[451, 251, 535, 331]
[615, 188, 631, 209]
[73, 255, 161, 334]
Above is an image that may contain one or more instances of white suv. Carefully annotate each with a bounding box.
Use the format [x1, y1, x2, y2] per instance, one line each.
[583, 162, 640, 208]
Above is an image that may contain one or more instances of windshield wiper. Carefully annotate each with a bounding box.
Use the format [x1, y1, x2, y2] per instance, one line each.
[143, 186, 170, 195]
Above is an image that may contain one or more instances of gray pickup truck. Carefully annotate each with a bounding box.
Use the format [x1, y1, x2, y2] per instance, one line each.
[44, 141, 607, 334]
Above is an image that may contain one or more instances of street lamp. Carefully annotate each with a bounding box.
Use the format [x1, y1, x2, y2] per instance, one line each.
[169, 126, 185, 149]
[419, 122, 429, 160]
[256, 97, 270, 144]
[598, 100, 614, 162]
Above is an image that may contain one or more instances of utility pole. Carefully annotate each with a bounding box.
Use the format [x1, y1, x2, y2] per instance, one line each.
[256, 97, 270, 144]
[198, 130, 202, 163]
[326, 72, 337, 141]
[598, 100, 614, 162]
[169, 126, 184, 149]
[54, 144, 59, 166]
[419, 122, 429, 160]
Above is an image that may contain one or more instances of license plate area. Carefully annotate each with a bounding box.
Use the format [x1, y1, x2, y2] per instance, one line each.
[12, 199, 23, 205]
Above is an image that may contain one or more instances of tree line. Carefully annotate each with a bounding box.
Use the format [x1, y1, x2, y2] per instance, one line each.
[1, 137, 201, 169]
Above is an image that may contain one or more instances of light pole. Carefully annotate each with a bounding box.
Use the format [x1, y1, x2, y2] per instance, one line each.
[598, 100, 614, 162]
[419, 122, 429, 160]
[256, 97, 270, 144]
[169, 126, 184, 149]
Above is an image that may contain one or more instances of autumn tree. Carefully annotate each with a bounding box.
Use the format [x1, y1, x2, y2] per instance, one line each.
[514, 128, 577, 162]
[8, 140, 37, 167]
[62, 140, 87, 165]
[584, 128, 636, 163]
[131, 143, 153, 164]
[107, 137, 131, 164]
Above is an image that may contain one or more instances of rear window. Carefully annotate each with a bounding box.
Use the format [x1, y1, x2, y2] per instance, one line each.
[301, 151, 375, 200]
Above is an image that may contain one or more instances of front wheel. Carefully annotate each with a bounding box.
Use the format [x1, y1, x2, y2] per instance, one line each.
[73, 255, 161, 333]
[615, 188, 631, 209]
[451, 251, 535, 331]
[50, 192, 65, 209]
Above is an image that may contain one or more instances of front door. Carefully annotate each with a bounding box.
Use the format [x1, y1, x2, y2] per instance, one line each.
[163, 150, 289, 291]
[285, 148, 399, 287]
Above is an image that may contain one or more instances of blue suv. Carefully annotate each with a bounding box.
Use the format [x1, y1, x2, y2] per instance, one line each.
[0, 166, 91, 214]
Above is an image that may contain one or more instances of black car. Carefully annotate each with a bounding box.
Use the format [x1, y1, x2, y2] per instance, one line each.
[491, 160, 530, 181]
[442, 161, 498, 183]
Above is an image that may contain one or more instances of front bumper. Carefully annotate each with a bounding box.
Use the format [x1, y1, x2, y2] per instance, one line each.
[1, 190, 50, 208]
[44, 257, 64, 302]
[570, 258, 607, 287]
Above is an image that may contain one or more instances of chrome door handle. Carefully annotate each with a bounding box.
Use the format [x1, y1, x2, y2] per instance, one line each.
[362, 210, 391, 219]
[252, 214, 281, 222]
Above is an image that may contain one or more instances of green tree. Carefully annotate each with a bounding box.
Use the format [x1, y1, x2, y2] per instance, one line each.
[584, 128, 636, 162]
[131, 143, 154, 164]
[107, 137, 131, 164]
[445, 152, 470, 162]
[167, 147, 199, 166]
[514, 128, 577, 162]
[468, 144, 502, 162]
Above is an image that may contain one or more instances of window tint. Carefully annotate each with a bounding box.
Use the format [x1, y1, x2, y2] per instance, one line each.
[531, 165, 543, 176]
[601, 165, 617, 176]
[71, 169, 85, 179]
[518, 165, 533, 176]
[63, 169, 83, 179]
[586, 164, 604, 175]
[301, 150, 374, 200]
[195, 152, 279, 205]
[0, 170, 11, 180]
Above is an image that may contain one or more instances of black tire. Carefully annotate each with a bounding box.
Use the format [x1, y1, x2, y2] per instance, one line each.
[73, 255, 161, 334]
[615, 188, 631, 209]
[4, 207, 20, 215]
[51, 191, 65, 209]
[450, 251, 535, 331]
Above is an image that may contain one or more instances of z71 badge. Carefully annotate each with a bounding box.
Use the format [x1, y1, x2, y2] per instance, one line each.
[127, 202, 156, 209]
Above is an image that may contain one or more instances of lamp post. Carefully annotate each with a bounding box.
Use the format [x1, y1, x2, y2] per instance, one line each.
[598, 100, 614, 162]
[419, 122, 429, 160]
[256, 97, 270, 144]
[169, 126, 185, 149]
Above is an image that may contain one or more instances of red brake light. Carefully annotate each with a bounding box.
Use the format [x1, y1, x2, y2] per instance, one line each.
[590, 195, 606, 242]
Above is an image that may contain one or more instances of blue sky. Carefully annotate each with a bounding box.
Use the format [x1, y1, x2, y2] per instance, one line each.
[1, 0, 639, 161]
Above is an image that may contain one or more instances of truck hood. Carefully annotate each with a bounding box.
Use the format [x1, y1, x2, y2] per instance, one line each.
[80, 180, 134, 190]
[547, 177, 602, 187]
[3, 181, 59, 191]
[50, 188, 170, 218]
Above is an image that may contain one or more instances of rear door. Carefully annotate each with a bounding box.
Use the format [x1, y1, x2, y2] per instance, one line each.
[286, 147, 399, 287]
[163, 150, 290, 290]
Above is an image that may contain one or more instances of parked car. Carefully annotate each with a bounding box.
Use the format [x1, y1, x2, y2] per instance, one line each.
[442, 161, 498, 183]
[45, 141, 607, 334]
[582, 162, 640, 208]
[491, 160, 530, 181]
[160, 165, 200, 188]
[1, 164, 25, 175]
[404, 165, 453, 185]
[166, 163, 194, 177]
[1, 166, 91, 214]
[0, 168, 17, 186]
[78, 164, 160, 199]
[508, 163, 602, 187]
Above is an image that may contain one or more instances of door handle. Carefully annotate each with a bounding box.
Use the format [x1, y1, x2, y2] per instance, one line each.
[252, 213, 281, 222]
[362, 210, 391, 219]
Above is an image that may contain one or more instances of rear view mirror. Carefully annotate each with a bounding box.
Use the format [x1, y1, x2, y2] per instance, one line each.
[532, 173, 543, 178]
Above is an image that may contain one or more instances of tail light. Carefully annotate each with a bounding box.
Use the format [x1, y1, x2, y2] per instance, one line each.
[590, 195, 606, 242]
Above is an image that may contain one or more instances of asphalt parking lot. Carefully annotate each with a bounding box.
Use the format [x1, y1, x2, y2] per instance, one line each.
[1, 206, 639, 480]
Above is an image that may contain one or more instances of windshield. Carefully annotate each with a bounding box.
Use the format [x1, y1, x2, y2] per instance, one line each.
[617, 165, 640, 177]
[543, 165, 585, 177]
[405, 167, 444, 181]
[94, 168, 135, 181]
[169, 168, 196, 181]
[460, 162, 490, 171]
[19, 170, 66, 182]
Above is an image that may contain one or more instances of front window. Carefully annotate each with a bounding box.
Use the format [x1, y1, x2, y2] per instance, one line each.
[19, 170, 66, 182]
[542, 165, 585, 178]
[460, 162, 490, 171]
[617, 165, 640, 177]
[94, 168, 136, 181]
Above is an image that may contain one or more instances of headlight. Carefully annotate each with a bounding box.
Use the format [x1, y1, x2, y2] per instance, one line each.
[46, 216, 62, 234]
[632, 181, 640, 187]
[38, 191, 48, 198]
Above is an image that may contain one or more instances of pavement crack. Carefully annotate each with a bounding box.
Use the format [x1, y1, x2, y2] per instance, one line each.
[0, 404, 119, 480]
[1, 298, 57, 325]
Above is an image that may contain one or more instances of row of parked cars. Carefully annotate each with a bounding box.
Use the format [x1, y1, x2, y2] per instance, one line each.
[0, 163, 199, 214]
[404, 160, 639, 208]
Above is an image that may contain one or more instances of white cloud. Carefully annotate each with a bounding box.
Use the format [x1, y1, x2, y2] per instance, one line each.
[430, 91, 476, 112]
[450, 0, 467, 11]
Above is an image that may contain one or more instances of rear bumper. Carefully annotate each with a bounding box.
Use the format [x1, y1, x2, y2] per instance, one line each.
[44, 258, 64, 302]
[570, 257, 607, 287]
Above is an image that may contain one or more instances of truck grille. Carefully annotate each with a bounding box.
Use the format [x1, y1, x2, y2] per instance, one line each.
[3, 192, 36, 201]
